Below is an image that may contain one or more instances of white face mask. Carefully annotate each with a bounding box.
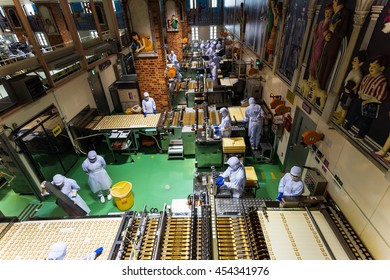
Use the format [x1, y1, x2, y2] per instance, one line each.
[145, 97, 149, 101]
[290, 174, 300, 181]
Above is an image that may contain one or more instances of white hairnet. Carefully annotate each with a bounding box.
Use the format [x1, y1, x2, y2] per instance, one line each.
[53, 174, 65, 186]
[290, 166, 302, 177]
[220, 107, 228, 116]
[249, 97, 256, 104]
[227, 156, 240, 169]
[48, 242, 67, 260]
[144, 92, 149, 98]
[88, 150, 97, 160]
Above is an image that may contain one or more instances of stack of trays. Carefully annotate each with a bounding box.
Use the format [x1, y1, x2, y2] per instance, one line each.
[222, 137, 246, 153]
[244, 166, 258, 187]
[228, 107, 246, 122]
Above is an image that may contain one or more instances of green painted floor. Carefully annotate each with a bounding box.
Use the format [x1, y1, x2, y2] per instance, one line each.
[0, 150, 284, 219]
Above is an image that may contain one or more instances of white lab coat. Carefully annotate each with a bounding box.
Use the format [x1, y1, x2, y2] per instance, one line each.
[142, 97, 156, 113]
[221, 164, 246, 198]
[220, 114, 232, 138]
[278, 173, 304, 196]
[51, 177, 90, 214]
[244, 103, 265, 149]
[48, 242, 98, 260]
[168, 52, 177, 63]
[82, 155, 112, 194]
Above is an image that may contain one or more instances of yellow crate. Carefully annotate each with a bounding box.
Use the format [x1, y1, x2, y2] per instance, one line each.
[245, 166, 258, 187]
[222, 137, 246, 153]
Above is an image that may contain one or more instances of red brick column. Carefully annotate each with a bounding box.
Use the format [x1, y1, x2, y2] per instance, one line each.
[133, 0, 169, 111]
[166, 0, 188, 62]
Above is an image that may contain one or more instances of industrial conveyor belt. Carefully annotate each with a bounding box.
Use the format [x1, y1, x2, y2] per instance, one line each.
[0, 217, 122, 260]
[91, 114, 161, 130]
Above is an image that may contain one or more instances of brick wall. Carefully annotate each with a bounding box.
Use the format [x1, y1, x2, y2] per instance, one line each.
[133, 0, 169, 111]
[166, 0, 188, 62]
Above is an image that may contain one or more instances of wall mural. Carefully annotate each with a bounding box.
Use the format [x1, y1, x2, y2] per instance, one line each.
[244, 0, 268, 57]
[278, 0, 308, 81]
[127, 0, 156, 57]
[39, 5, 58, 35]
[338, 2, 390, 147]
[299, 0, 354, 110]
[166, 0, 179, 32]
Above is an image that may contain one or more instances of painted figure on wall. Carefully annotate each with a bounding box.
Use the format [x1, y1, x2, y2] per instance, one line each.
[130, 31, 154, 53]
[44, 18, 56, 34]
[309, 4, 334, 79]
[343, 55, 388, 139]
[266, 1, 283, 64]
[279, 0, 307, 80]
[168, 14, 179, 30]
[335, 51, 367, 125]
[317, 0, 350, 90]
[382, 9, 390, 33]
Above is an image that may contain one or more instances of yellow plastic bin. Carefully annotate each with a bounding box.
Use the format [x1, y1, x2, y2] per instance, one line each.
[111, 181, 134, 211]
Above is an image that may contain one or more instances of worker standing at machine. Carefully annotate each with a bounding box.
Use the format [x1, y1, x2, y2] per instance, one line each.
[82, 150, 112, 204]
[276, 166, 304, 201]
[142, 92, 156, 117]
[243, 97, 265, 151]
[215, 156, 246, 198]
[47, 242, 103, 260]
[219, 107, 232, 137]
[168, 50, 177, 63]
[42, 174, 91, 214]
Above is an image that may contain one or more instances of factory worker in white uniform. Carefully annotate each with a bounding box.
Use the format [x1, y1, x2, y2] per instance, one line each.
[142, 92, 156, 117]
[47, 242, 103, 260]
[219, 107, 232, 138]
[215, 156, 246, 198]
[173, 60, 182, 82]
[82, 150, 112, 203]
[243, 97, 265, 151]
[276, 166, 304, 201]
[50, 174, 91, 214]
[168, 50, 177, 63]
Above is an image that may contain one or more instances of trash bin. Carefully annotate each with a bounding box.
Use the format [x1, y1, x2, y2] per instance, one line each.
[111, 181, 134, 211]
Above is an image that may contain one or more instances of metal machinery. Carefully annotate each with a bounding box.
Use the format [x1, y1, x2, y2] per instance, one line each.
[68, 109, 163, 156]
[0, 183, 374, 260]
[194, 102, 223, 169]
[157, 102, 222, 159]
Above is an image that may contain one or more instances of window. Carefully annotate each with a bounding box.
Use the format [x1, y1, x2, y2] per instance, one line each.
[191, 26, 199, 41]
[211, 0, 218, 8]
[210, 25, 217, 40]
[90, 30, 99, 39]
[82, 2, 92, 13]
[35, 32, 48, 47]
[190, 0, 197, 9]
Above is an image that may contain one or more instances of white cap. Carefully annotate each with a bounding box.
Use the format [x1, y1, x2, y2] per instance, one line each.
[48, 242, 67, 260]
[144, 92, 149, 98]
[53, 174, 65, 186]
[249, 97, 256, 104]
[227, 156, 240, 169]
[88, 150, 97, 160]
[290, 166, 302, 177]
